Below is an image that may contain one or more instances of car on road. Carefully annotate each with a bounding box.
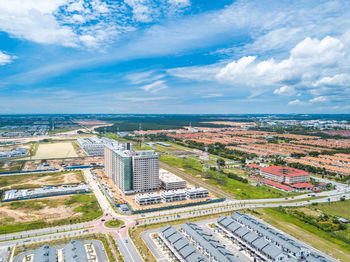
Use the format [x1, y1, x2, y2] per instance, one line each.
[101, 219, 105, 222]
[125, 239, 128, 243]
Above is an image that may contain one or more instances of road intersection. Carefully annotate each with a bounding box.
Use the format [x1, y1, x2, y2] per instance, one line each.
[0, 167, 349, 262]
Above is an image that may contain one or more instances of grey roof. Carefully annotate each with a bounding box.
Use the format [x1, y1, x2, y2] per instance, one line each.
[234, 227, 250, 238]
[218, 216, 235, 228]
[286, 257, 299, 262]
[227, 221, 241, 233]
[180, 245, 196, 258]
[161, 225, 208, 262]
[306, 253, 333, 262]
[242, 232, 259, 244]
[231, 212, 244, 221]
[181, 223, 240, 262]
[63, 240, 88, 262]
[173, 239, 188, 251]
[33, 244, 57, 262]
[251, 237, 269, 250]
[186, 252, 207, 262]
[261, 243, 284, 259]
[232, 212, 306, 254]
[168, 232, 182, 244]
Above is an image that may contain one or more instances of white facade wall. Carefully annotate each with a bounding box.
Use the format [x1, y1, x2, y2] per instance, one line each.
[132, 151, 159, 192]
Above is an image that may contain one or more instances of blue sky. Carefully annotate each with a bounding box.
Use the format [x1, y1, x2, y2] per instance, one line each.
[0, 0, 349, 114]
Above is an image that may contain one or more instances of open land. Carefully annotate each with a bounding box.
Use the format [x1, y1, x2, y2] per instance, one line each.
[0, 161, 25, 173]
[0, 171, 84, 190]
[159, 154, 299, 199]
[0, 193, 102, 234]
[29, 142, 78, 159]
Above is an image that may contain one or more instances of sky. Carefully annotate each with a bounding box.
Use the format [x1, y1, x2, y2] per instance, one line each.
[0, 0, 349, 114]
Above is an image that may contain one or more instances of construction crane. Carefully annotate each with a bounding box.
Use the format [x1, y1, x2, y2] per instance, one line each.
[138, 123, 143, 150]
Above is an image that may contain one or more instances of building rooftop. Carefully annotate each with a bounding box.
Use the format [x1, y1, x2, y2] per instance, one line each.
[159, 169, 186, 183]
[291, 183, 314, 189]
[262, 179, 294, 191]
[261, 166, 309, 177]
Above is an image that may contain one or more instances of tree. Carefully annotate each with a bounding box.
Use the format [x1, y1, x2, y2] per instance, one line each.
[217, 158, 225, 168]
[340, 197, 346, 201]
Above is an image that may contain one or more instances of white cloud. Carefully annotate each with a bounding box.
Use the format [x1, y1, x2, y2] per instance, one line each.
[125, 70, 165, 84]
[216, 36, 345, 87]
[202, 93, 224, 98]
[168, 0, 190, 5]
[309, 96, 327, 103]
[0, 0, 134, 47]
[288, 99, 304, 106]
[273, 85, 295, 96]
[140, 80, 167, 93]
[121, 96, 172, 102]
[0, 51, 14, 65]
[125, 0, 154, 22]
[313, 74, 350, 87]
[168, 65, 221, 82]
[0, 0, 78, 47]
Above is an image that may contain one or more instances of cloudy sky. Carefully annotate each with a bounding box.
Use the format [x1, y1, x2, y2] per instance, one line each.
[0, 0, 349, 114]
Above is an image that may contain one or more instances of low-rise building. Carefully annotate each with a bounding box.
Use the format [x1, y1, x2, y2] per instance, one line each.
[135, 193, 161, 205]
[33, 244, 57, 262]
[185, 188, 209, 199]
[63, 240, 88, 262]
[161, 190, 187, 202]
[181, 222, 240, 262]
[3, 184, 90, 201]
[77, 136, 132, 156]
[260, 166, 310, 184]
[217, 212, 326, 262]
[159, 169, 186, 190]
[161, 225, 208, 262]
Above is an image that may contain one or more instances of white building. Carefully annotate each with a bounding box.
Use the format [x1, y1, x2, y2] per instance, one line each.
[159, 169, 186, 190]
[77, 136, 132, 156]
[161, 190, 187, 202]
[104, 146, 159, 193]
[186, 188, 209, 199]
[135, 193, 161, 205]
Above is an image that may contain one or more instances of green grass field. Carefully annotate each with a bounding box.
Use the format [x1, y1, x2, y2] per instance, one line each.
[208, 177, 293, 199]
[314, 199, 350, 218]
[160, 154, 297, 199]
[256, 206, 350, 261]
[0, 193, 102, 235]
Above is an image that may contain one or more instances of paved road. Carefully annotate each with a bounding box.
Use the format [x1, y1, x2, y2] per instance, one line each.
[116, 236, 143, 262]
[0, 223, 87, 242]
[0, 229, 89, 248]
[83, 169, 143, 262]
[1, 167, 349, 262]
[0, 246, 10, 262]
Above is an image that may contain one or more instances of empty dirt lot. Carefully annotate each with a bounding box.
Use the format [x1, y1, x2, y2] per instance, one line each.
[31, 142, 78, 159]
[0, 171, 84, 190]
[0, 193, 102, 234]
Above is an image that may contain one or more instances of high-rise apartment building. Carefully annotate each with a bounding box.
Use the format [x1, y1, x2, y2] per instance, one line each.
[104, 145, 159, 194]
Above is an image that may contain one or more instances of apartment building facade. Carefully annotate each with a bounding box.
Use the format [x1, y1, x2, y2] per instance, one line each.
[260, 166, 310, 184]
[104, 145, 159, 193]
